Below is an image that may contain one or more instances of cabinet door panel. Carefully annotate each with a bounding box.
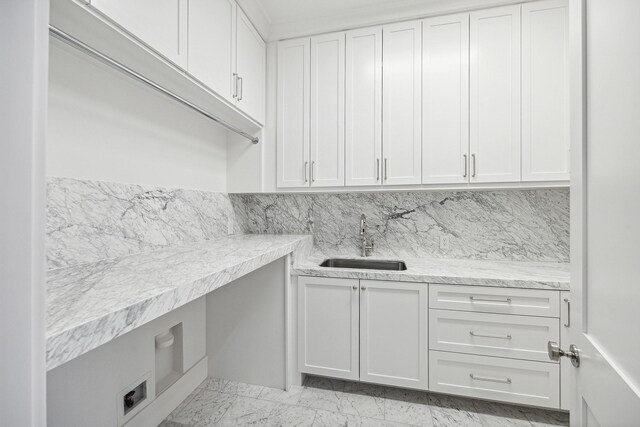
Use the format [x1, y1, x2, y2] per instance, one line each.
[345, 27, 383, 186]
[382, 21, 422, 185]
[236, 6, 266, 123]
[188, 0, 236, 102]
[470, 6, 521, 183]
[277, 38, 310, 188]
[298, 276, 359, 380]
[360, 280, 428, 389]
[91, 0, 188, 68]
[422, 14, 470, 184]
[522, 0, 570, 181]
[310, 32, 345, 187]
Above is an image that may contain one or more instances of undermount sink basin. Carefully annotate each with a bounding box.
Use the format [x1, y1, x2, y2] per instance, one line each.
[319, 258, 407, 271]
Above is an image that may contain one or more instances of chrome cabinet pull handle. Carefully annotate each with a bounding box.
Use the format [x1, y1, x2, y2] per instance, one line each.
[304, 161, 309, 183]
[564, 298, 570, 327]
[361, 286, 366, 291]
[471, 154, 476, 177]
[376, 158, 380, 181]
[470, 374, 512, 384]
[232, 73, 238, 98]
[463, 154, 468, 178]
[352, 285, 358, 290]
[237, 76, 243, 101]
[384, 158, 388, 181]
[469, 296, 512, 304]
[311, 161, 315, 182]
[470, 331, 512, 340]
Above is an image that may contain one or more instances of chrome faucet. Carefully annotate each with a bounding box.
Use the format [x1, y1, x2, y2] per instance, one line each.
[360, 214, 374, 257]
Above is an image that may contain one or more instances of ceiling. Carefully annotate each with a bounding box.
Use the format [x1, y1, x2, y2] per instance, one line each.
[252, 0, 525, 40]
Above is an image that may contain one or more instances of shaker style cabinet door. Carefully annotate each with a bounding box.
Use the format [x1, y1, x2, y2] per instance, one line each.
[469, 5, 521, 183]
[310, 32, 345, 187]
[236, 6, 266, 124]
[382, 21, 422, 185]
[277, 38, 311, 188]
[298, 277, 360, 380]
[359, 280, 428, 389]
[91, 0, 188, 69]
[188, 0, 236, 102]
[345, 27, 383, 186]
[422, 14, 470, 184]
[521, 0, 570, 181]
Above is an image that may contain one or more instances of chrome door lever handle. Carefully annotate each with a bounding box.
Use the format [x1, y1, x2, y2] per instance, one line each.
[548, 341, 580, 367]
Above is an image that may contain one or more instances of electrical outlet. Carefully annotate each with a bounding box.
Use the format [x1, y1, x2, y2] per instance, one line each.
[439, 236, 450, 250]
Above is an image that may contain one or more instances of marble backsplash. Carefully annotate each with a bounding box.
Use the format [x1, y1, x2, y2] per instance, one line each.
[47, 177, 239, 269]
[230, 190, 570, 263]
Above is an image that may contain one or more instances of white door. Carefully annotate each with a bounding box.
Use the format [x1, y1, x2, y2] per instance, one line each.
[469, 5, 521, 183]
[422, 13, 470, 184]
[345, 27, 383, 186]
[298, 276, 359, 381]
[277, 37, 310, 188]
[522, 0, 570, 182]
[567, 0, 640, 424]
[310, 32, 345, 187]
[90, 0, 188, 69]
[187, 0, 236, 102]
[235, 6, 266, 123]
[360, 280, 428, 389]
[382, 21, 422, 185]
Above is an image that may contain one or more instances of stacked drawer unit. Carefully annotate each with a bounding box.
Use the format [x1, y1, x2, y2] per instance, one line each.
[428, 284, 561, 408]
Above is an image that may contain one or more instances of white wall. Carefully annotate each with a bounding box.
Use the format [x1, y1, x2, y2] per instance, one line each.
[47, 40, 229, 192]
[0, 1, 48, 426]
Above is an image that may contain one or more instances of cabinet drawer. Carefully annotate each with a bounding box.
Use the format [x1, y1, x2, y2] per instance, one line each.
[429, 351, 559, 408]
[429, 284, 560, 317]
[429, 310, 559, 362]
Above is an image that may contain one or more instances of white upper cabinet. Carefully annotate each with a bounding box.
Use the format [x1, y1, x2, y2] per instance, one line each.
[310, 32, 346, 187]
[345, 27, 383, 187]
[470, 5, 521, 183]
[188, 0, 236, 102]
[382, 21, 422, 185]
[236, 6, 266, 123]
[91, 0, 188, 69]
[422, 14, 470, 184]
[521, 0, 570, 181]
[277, 38, 311, 188]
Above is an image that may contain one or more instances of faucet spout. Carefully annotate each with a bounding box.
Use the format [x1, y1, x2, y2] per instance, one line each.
[359, 214, 374, 257]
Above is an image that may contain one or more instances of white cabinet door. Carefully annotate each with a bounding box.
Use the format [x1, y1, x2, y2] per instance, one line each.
[298, 276, 359, 380]
[91, 0, 188, 69]
[521, 0, 569, 182]
[310, 32, 345, 187]
[360, 280, 428, 389]
[236, 6, 266, 123]
[188, 0, 236, 102]
[469, 6, 521, 183]
[345, 27, 383, 186]
[382, 21, 422, 185]
[422, 14, 470, 184]
[277, 38, 310, 188]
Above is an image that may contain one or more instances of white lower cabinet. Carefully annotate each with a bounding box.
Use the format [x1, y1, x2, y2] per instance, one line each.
[360, 280, 428, 389]
[429, 351, 560, 408]
[298, 276, 359, 380]
[298, 276, 566, 409]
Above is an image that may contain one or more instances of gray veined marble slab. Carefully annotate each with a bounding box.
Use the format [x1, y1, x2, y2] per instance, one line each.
[293, 254, 570, 290]
[230, 189, 570, 263]
[46, 234, 312, 370]
[47, 177, 241, 269]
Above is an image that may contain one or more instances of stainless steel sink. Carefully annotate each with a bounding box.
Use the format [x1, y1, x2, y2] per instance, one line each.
[319, 258, 407, 271]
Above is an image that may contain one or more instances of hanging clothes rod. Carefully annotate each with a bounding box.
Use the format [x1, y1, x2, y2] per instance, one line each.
[49, 25, 260, 144]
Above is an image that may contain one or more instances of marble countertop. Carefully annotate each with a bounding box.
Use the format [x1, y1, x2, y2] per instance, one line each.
[46, 234, 312, 371]
[293, 254, 570, 291]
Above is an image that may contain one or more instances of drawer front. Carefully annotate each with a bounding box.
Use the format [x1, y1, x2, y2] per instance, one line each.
[429, 284, 560, 317]
[429, 351, 559, 408]
[429, 310, 559, 362]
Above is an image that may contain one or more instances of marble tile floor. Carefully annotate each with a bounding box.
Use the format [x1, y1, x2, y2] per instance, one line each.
[159, 376, 569, 427]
